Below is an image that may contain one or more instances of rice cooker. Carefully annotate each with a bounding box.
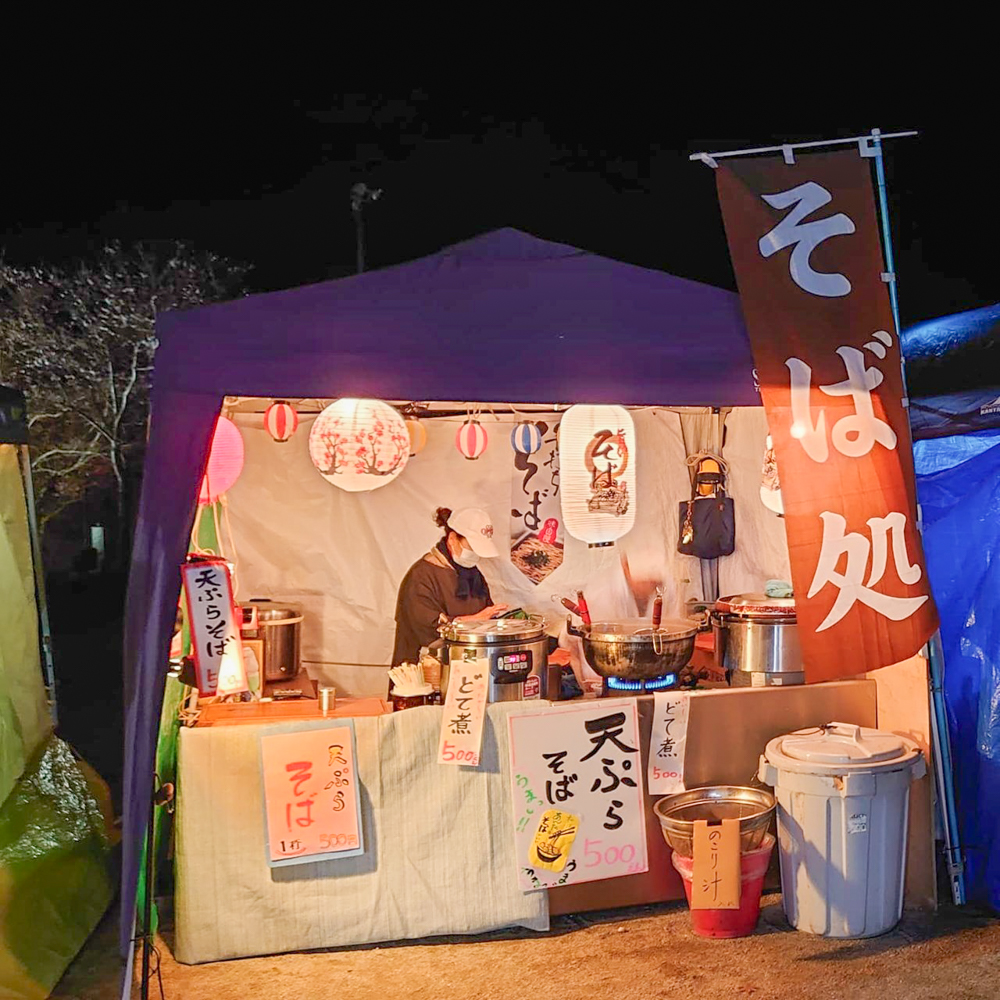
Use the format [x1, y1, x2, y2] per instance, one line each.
[438, 616, 549, 702]
[712, 593, 803, 687]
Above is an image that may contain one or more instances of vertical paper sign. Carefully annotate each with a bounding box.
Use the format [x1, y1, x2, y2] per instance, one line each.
[714, 151, 938, 681]
[181, 558, 247, 697]
[510, 420, 564, 584]
[691, 818, 741, 909]
[259, 722, 364, 867]
[647, 692, 690, 794]
[438, 655, 489, 767]
[508, 699, 648, 891]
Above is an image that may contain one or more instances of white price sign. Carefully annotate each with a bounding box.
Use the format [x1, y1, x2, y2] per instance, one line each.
[508, 699, 648, 891]
[437, 654, 489, 767]
[647, 692, 690, 794]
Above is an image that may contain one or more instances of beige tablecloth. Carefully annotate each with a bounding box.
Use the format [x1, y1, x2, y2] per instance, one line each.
[174, 704, 548, 964]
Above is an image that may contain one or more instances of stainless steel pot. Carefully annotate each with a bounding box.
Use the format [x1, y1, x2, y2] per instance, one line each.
[567, 617, 697, 680]
[247, 600, 303, 681]
[712, 594, 802, 686]
[438, 615, 549, 702]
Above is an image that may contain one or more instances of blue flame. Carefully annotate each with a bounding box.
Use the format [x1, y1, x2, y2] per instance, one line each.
[606, 674, 677, 692]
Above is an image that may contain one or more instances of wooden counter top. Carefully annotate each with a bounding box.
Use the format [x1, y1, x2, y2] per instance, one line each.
[194, 696, 391, 727]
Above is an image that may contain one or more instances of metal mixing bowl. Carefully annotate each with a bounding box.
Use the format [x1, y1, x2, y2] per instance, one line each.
[653, 785, 776, 857]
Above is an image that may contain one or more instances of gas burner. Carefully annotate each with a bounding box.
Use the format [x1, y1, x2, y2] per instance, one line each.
[604, 674, 677, 696]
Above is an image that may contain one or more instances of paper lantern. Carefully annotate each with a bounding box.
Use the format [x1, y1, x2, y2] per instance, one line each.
[199, 416, 245, 505]
[456, 419, 488, 460]
[760, 434, 784, 514]
[510, 421, 543, 455]
[559, 404, 636, 546]
[309, 398, 409, 492]
[264, 400, 299, 443]
[406, 418, 427, 456]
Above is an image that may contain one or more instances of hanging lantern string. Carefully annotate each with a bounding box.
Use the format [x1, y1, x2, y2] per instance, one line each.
[219, 494, 241, 597]
[190, 506, 217, 557]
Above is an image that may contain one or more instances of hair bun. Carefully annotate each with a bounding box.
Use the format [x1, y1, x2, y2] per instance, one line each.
[433, 507, 452, 528]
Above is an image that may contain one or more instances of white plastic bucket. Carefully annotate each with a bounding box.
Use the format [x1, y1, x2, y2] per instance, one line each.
[758, 722, 926, 938]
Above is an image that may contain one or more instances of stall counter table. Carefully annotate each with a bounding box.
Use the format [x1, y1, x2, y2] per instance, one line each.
[175, 678, 935, 964]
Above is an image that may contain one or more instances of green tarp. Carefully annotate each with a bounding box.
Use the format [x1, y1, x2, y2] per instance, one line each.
[0, 736, 114, 999]
[0, 444, 50, 806]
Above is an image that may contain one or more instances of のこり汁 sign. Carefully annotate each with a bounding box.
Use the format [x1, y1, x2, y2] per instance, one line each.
[508, 700, 648, 891]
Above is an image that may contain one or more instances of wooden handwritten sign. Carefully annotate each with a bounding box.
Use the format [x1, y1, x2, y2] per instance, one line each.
[508, 699, 648, 891]
[437, 653, 489, 767]
[259, 722, 364, 867]
[691, 818, 741, 909]
[181, 557, 247, 697]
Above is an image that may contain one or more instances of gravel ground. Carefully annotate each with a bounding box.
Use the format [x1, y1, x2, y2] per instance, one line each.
[52, 896, 1000, 1000]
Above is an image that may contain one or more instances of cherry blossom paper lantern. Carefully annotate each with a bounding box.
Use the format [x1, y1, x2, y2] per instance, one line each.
[406, 418, 427, 456]
[510, 421, 543, 455]
[264, 400, 299, 443]
[199, 416, 245, 505]
[309, 398, 409, 492]
[559, 404, 636, 546]
[455, 419, 488, 460]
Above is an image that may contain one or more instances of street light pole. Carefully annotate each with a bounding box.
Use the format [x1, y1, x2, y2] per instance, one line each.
[350, 182, 382, 274]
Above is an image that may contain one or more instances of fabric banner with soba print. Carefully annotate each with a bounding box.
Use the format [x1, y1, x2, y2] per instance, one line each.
[510, 420, 564, 584]
[714, 150, 938, 682]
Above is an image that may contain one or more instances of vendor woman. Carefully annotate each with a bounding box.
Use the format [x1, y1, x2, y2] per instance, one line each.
[392, 506, 508, 664]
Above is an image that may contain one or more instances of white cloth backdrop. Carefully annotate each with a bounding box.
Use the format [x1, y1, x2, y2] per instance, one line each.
[225, 408, 790, 696]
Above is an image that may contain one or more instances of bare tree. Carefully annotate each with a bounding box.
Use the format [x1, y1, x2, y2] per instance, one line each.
[0, 242, 246, 564]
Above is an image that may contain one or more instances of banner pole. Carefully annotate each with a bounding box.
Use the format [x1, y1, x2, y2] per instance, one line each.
[869, 128, 967, 907]
[690, 129, 918, 165]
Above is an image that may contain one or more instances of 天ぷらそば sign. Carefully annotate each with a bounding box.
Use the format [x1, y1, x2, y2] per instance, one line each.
[508, 699, 648, 891]
[259, 722, 364, 867]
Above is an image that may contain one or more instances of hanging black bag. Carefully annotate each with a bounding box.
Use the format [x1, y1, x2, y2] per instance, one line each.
[677, 457, 735, 558]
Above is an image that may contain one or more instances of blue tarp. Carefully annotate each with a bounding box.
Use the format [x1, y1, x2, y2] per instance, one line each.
[917, 435, 1000, 909]
[909, 388, 1000, 441]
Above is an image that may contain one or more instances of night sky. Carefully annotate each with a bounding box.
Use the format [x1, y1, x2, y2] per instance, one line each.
[2, 97, 993, 330]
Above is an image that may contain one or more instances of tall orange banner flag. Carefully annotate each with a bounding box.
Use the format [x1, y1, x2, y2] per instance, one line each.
[715, 150, 938, 681]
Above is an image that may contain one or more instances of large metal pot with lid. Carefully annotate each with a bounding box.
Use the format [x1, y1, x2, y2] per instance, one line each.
[438, 615, 549, 702]
[566, 617, 698, 680]
[712, 593, 802, 687]
[245, 599, 304, 681]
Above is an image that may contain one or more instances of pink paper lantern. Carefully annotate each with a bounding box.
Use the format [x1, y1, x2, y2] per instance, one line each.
[199, 416, 245, 505]
[264, 400, 299, 443]
[456, 419, 488, 460]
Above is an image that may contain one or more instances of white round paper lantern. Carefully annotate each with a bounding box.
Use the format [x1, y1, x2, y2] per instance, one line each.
[559, 404, 636, 546]
[456, 419, 488, 460]
[308, 398, 409, 491]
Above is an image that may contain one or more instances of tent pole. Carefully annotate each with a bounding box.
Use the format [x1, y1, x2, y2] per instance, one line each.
[870, 128, 967, 907]
[140, 785, 155, 1000]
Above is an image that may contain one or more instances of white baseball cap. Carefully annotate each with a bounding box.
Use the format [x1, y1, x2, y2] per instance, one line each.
[448, 507, 499, 558]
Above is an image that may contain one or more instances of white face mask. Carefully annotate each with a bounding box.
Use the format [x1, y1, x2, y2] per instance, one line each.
[453, 546, 480, 568]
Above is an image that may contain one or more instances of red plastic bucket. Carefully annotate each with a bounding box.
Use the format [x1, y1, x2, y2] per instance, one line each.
[671, 834, 774, 938]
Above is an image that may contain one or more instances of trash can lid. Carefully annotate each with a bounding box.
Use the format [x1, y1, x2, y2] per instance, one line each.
[779, 723, 908, 765]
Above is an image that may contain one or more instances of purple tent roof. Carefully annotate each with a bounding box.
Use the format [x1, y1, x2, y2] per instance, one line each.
[120, 228, 756, 959]
[153, 227, 757, 405]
